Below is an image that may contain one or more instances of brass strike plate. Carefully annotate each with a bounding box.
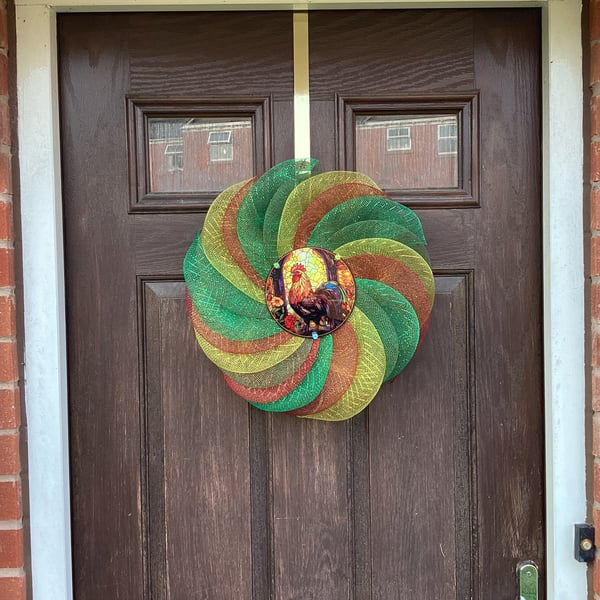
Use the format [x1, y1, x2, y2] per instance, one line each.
[517, 561, 538, 600]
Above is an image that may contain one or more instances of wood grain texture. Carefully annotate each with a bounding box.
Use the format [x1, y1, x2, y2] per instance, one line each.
[309, 8, 543, 599]
[59, 12, 294, 598]
[369, 275, 472, 600]
[144, 281, 253, 599]
[60, 21, 143, 600]
[309, 9, 475, 174]
[271, 418, 352, 600]
[60, 9, 543, 600]
[308, 10, 475, 100]
[472, 10, 545, 599]
[127, 13, 295, 99]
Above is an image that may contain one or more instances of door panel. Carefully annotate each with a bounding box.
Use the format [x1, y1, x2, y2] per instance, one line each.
[369, 274, 472, 599]
[59, 13, 295, 598]
[144, 281, 254, 599]
[310, 10, 543, 598]
[59, 10, 543, 599]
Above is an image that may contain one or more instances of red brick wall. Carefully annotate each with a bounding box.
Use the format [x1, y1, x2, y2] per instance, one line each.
[0, 0, 25, 598]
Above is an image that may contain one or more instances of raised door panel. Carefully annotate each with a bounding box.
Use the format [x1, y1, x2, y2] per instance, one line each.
[143, 281, 254, 598]
[369, 274, 472, 599]
[138, 273, 473, 598]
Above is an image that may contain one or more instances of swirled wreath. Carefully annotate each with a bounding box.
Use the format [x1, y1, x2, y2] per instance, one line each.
[183, 159, 434, 421]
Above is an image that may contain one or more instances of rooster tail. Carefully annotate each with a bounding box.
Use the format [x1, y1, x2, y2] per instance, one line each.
[318, 280, 347, 304]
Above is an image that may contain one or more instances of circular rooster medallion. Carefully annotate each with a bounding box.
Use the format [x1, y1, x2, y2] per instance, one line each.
[265, 247, 356, 338]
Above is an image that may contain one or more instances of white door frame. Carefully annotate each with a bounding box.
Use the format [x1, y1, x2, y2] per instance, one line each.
[15, 1, 585, 598]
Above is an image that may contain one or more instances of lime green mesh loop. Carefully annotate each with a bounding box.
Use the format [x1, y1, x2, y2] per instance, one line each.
[238, 159, 318, 278]
[303, 308, 386, 421]
[194, 331, 303, 374]
[262, 178, 305, 268]
[355, 279, 420, 380]
[184, 232, 279, 340]
[248, 335, 333, 412]
[277, 171, 378, 256]
[355, 281, 400, 382]
[335, 237, 435, 304]
[223, 340, 313, 388]
[200, 179, 264, 303]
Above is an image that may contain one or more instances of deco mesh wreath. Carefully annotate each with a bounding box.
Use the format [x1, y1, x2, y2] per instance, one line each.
[183, 159, 434, 421]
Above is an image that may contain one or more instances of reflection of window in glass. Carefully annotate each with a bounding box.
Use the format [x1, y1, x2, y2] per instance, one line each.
[438, 122, 458, 155]
[147, 116, 253, 193]
[355, 113, 459, 189]
[207, 131, 231, 144]
[387, 126, 411, 152]
[164, 142, 183, 172]
[149, 120, 185, 141]
[208, 130, 233, 162]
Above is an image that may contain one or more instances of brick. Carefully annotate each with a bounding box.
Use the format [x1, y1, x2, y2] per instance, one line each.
[0, 389, 19, 430]
[593, 44, 600, 87]
[593, 95, 600, 139]
[0, 577, 24, 600]
[595, 518, 600, 595]
[592, 188, 600, 231]
[594, 237, 600, 277]
[592, 142, 600, 183]
[0, 152, 11, 196]
[0, 481, 21, 521]
[593, 328, 600, 368]
[0, 295, 15, 338]
[0, 105, 10, 149]
[0, 435, 19, 476]
[0, 343, 17, 383]
[593, 96, 600, 139]
[593, 0, 600, 43]
[0, 8, 8, 53]
[593, 369, 600, 411]
[593, 0, 600, 40]
[0, 249, 13, 287]
[0, 55, 7, 99]
[593, 282, 600, 323]
[0, 201, 12, 242]
[0, 529, 23, 569]
[593, 237, 600, 277]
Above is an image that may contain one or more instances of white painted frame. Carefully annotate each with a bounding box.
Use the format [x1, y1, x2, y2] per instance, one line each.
[15, 1, 584, 598]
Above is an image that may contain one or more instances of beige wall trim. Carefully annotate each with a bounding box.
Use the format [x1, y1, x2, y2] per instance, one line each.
[16, 0, 546, 8]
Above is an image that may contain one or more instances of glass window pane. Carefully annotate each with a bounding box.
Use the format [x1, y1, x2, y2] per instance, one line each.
[355, 114, 459, 189]
[148, 117, 253, 193]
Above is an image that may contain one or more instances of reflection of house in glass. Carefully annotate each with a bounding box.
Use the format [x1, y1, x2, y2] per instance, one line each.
[148, 114, 458, 194]
[148, 117, 254, 193]
[355, 115, 459, 189]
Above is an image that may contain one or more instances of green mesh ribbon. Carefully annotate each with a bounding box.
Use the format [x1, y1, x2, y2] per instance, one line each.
[183, 159, 434, 421]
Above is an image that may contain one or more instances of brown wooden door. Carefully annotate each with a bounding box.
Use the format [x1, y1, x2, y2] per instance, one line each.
[59, 9, 543, 599]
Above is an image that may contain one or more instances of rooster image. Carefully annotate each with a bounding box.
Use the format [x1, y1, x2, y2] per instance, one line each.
[287, 263, 348, 334]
